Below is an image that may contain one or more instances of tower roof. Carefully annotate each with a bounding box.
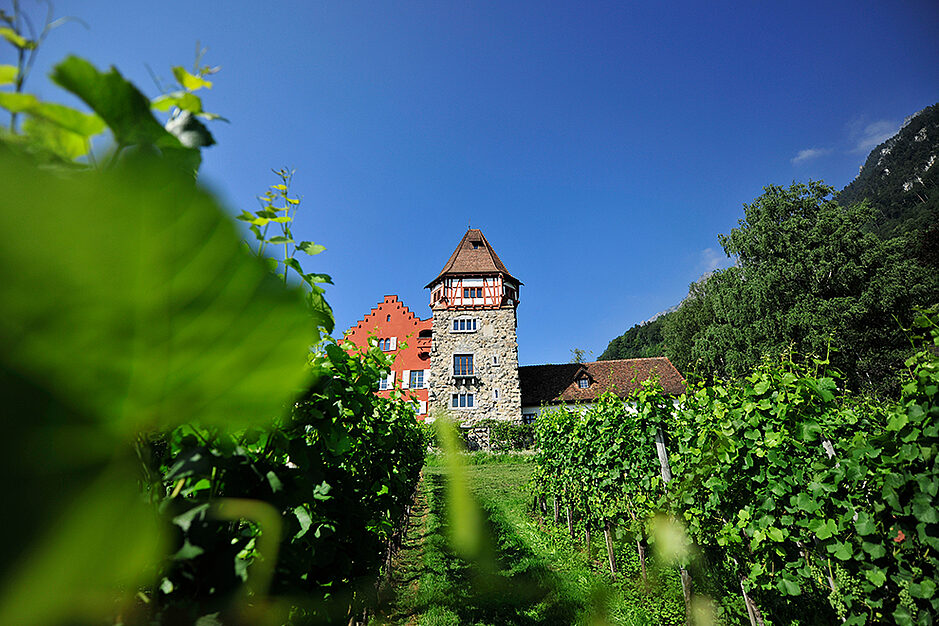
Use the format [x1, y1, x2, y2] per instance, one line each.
[425, 228, 521, 288]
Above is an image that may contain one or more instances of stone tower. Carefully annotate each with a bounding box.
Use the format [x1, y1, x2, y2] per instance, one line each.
[426, 229, 522, 424]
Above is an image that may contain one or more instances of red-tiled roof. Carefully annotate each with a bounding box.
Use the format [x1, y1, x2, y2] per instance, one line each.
[519, 357, 685, 406]
[425, 228, 521, 288]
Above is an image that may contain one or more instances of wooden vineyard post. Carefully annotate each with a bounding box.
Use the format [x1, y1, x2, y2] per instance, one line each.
[655, 425, 694, 626]
[604, 519, 617, 574]
[583, 503, 592, 557]
[553, 493, 559, 524]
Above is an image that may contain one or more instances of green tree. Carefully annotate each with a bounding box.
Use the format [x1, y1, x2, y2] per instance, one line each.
[663, 180, 937, 395]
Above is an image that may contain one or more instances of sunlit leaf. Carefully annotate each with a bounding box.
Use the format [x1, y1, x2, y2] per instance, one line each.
[151, 91, 203, 114]
[0, 91, 38, 113]
[22, 116, 89, 160]
[29, 101, 105, 137]
[172, 66, 213, 91]
[50, 56, 187, 155]
[0, 64, 16, 85]
[298, 241, 326, 256]
[0, 26, 35, 50]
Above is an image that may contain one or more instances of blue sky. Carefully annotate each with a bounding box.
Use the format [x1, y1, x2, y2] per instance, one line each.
[10, 1, 939, 366]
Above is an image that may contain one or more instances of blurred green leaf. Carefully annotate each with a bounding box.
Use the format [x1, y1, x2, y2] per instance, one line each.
[172, 66, 213, 91]
[0, 64, 16, 85]
[30, 101, 105, 136]
[22, 116, 89, 160]
[0, 91, 38, 113]
[151, 91, 203, 113]
[49, 56, 188, 155]
[0, 152, 313, 435]
[0, 469, 165, 626]
[0, 26, 35, 49]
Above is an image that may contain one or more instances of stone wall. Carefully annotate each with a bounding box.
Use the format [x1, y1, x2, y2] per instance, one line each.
[429, 306, 522, 425]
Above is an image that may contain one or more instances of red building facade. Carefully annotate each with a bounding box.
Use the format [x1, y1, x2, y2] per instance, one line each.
[344, 295, 432, 417]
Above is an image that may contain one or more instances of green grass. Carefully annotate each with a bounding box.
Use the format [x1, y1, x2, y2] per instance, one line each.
[370, 454, 685, 626]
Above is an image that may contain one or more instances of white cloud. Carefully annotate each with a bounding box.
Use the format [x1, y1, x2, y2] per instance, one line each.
[699, 247, 733, 273]
[791, 148, 831, 164]
[850, 119, 901, 153]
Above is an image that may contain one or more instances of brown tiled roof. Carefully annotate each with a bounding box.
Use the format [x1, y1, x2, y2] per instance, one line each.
[519, 357, 685, 406]
[425, 228, 521, 288]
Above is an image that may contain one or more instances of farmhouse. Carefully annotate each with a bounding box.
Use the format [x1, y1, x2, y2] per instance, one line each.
[345, 228, 685, 421]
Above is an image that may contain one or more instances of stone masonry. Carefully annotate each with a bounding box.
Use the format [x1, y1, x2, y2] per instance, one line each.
[429, 306, 522, 425]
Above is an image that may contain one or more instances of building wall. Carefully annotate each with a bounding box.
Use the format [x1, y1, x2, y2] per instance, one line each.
[429, 306, 522, 424]
[344, 295, 432, 418]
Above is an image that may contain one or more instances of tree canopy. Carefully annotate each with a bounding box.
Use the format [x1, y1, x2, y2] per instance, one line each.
[663, 180, 938, 395]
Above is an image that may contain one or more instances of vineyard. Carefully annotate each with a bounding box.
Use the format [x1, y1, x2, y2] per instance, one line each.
[531, 313, 939, 626]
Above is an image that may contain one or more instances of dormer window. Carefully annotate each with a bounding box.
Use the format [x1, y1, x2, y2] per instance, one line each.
[578, 377, 590, 389]
[471, 240, 482, 249]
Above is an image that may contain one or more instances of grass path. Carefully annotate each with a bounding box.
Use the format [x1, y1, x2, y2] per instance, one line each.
[370, 457, 663, 626]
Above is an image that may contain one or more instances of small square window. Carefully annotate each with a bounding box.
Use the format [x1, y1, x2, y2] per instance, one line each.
[578, 378, 589, 389]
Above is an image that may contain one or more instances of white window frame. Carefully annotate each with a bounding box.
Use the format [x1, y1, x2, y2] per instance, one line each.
[451, 393, 475, 409]
[409, 369, 424, 389]
[451, 317, 478, 333]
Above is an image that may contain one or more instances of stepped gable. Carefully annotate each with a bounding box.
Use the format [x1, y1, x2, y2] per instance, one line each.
[425, 228, 521, 288]
[519, 357, 685, 406]
[347, 295, 431, 335]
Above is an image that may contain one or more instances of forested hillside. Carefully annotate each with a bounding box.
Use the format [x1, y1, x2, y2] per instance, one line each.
[602, 103, 939, 395]
[598, 315, 666, 360]
[839, 103, 939, 242]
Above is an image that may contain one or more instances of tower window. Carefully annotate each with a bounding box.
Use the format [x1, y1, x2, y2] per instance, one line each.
[453, 354, 474, 376]
[493, 389, 500, 400]
[452, 318, 477, 332]
[492, 355, 499, 365]
[386, 314, 391, 322]
[463, 287, 482, 298]
[451, 393, 475, 408]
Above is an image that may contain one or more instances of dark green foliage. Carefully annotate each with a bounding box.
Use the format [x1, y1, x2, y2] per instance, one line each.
[599, 315, 668, 360]
[149, 342, 425, 624]
[663, 181, 938, 396]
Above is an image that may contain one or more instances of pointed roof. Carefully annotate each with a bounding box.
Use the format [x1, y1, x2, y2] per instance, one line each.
[425, 228, 521, 288]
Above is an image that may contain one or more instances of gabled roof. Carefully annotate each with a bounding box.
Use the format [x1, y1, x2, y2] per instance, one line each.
[519, 357, 685, 406]
[425, 228, 521, 288]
